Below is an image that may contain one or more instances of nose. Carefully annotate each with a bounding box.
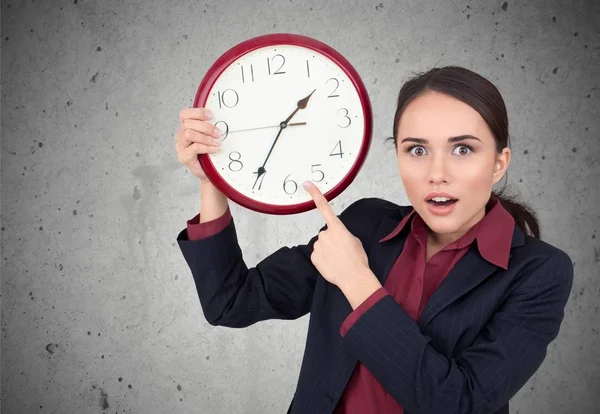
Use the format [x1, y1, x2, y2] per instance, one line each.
[427, 153, 450, 185]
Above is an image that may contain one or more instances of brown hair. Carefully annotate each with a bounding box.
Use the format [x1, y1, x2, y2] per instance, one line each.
[388, 66, 540, 239]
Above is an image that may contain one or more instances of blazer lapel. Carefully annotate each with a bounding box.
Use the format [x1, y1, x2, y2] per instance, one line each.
[418, 223, 525, 329]
[417, 248, 497, 329]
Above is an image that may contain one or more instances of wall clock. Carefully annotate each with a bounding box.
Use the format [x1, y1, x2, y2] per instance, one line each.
[195, 33, 372, 215]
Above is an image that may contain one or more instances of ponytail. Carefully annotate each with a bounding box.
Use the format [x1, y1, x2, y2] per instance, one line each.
[493, 187, 540, 239]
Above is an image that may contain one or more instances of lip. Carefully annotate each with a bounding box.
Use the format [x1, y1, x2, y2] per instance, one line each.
[424, 192, 458, 201]
[426, 199, 458, 216]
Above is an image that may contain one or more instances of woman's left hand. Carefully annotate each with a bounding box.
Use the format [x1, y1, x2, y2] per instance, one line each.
[303, 182, 377, 293]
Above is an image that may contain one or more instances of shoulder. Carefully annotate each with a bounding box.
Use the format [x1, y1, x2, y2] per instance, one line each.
[518, 235, 573, 270]
[510, 234, 574, 294]
[337, 197, 412, 234]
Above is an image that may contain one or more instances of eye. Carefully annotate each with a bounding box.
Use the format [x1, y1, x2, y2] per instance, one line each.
[407, 145, 427, 156]
[453, 144, 473, 156]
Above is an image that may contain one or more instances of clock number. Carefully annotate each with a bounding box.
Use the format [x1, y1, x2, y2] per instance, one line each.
[283, 174, 298, 195]
[228, 151, 243, 172]
[214, 121, 229, 141]
[337, 108, 351, 128]
[218, 89, 239, 108]
[267, 54, 286, 75]
[326, 78, 340, 98]
[240, 65, 255, 83]
[253, 172, 266, 191]
[330, 140, 344, 158]
[311, 164, 325, 182]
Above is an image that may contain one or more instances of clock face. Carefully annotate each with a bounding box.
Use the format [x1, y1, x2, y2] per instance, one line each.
[196, 34, 372, 214]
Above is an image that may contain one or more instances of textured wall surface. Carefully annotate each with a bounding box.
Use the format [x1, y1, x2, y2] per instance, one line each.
[1, 0, 599, 413]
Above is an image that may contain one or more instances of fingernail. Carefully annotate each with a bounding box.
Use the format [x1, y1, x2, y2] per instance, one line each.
[205, 110, 213, 119]
[303, 181, 311, 189]
[213, 127, 222, 136]
[211, 138, 221, 145]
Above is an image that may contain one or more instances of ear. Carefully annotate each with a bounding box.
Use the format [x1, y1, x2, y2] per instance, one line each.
[492, 148, 511, 185]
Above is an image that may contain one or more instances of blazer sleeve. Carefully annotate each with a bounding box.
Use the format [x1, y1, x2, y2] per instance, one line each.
[340, 250, 574, 414]
[176, 198, 367, 328]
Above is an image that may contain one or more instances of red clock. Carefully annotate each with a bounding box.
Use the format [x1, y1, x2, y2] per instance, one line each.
[195, 33, 372, 215]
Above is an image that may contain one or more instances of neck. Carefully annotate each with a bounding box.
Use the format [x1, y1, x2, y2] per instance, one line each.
[427, 230, 462, 248]
[426, 207, 487, 248]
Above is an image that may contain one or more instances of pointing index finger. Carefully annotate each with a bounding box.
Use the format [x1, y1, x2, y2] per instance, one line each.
[303, 181, 338, 226]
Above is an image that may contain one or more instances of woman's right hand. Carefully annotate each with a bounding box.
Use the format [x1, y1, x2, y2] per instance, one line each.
[174, 107, 222, 183]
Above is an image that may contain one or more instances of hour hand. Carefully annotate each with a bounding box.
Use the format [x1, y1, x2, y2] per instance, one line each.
[283, 89, 316, 124]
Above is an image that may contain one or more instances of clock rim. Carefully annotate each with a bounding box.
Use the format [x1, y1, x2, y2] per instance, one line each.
[195, 33, 373, 215]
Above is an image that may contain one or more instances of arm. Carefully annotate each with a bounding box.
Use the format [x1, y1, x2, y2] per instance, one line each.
[198, 180, 228, 223]
[339, 251, 574, 414]
[178, 218, 318, 327]
[185, 181, 231, 241]
[178, 187, 367, 328]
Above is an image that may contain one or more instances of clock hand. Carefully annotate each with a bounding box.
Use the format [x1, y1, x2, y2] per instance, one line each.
[283, 89, 316, 124]
[252, 89, 316, 191]
[227, 122, 306, 134]
[252, 123, 284, 190]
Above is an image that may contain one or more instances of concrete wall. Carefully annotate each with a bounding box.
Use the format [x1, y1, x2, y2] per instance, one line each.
[2, 0, 598, 412]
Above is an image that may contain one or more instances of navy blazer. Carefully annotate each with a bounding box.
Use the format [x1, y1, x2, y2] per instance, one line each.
[177, 197, 574, 414]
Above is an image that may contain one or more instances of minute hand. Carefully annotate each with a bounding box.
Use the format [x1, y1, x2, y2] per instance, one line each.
[252, 89, 316, 190]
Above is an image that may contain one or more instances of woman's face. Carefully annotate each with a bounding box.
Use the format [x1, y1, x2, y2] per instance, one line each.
[396, 91, 510, 246]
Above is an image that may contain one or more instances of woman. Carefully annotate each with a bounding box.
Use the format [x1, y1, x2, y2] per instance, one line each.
[175, 66, 574, 414]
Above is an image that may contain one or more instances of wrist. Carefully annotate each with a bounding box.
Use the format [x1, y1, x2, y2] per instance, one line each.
[200, 178, 214, 187]
[339, 268, 382, 310]
[200, 180, 225, 197]
[199, 181, 228, 223]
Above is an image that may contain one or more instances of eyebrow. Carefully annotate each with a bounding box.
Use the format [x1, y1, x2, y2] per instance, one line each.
[399, 135, 483, 144]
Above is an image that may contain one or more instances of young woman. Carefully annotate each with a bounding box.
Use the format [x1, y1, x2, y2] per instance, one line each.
[175, 66, 574, 414]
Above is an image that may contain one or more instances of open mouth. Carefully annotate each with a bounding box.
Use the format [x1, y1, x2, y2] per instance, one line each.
[427, 199, 458, 207]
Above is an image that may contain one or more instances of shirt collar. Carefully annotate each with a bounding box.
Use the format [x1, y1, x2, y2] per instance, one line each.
[378, 194, 515, 269]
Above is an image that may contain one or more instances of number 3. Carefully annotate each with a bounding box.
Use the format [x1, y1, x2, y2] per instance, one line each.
[337, 108, 351, 128]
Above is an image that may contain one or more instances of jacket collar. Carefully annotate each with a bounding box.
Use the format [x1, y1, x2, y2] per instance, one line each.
[378, 193, 515, 270]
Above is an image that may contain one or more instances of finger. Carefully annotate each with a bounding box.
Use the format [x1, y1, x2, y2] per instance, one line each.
[179, 107, 214, 123]
[182, 118, 222, 139]
[180, 128, 222, 147]
[178, 142, 220, 163]
[303, 181, 339, 226]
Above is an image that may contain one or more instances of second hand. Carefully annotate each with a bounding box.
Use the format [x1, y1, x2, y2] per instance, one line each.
[227, 122, 306, 134]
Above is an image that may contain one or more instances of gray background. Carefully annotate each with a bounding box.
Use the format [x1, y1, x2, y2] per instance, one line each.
[1, 0, 599, 413]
